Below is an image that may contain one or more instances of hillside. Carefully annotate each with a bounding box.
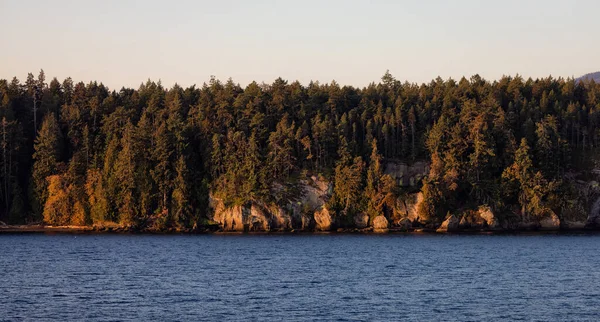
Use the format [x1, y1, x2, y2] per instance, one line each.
[1, 72, 600, 232]
[576, 71, 600, 83]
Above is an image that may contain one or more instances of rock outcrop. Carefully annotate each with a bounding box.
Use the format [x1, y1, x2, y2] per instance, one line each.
[395, 217, 412, 230]
[478, 206, 500, 229]
[206, 171, 600, 233]
[373, 216, 389, 231]
[248, 204, 270, 231]
[209, 195, 296, 232]
[212, 202, 245, 231]
[384, 161, 429, 187]
[299, 176, 331, 211]
[209, 176, 332, 232]
[398, 192, 423, 223]
[267, 205, 293, 231]
[314, 207, 332, 231]
[458, 206, 500, 230]
[436, 215, 459, 232]
[354, 214, 369, 229]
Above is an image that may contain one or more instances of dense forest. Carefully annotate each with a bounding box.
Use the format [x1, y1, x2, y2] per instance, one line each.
[0, 70, 599, 230]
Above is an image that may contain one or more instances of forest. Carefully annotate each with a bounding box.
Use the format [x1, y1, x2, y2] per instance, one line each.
[0, 70, 599, 230]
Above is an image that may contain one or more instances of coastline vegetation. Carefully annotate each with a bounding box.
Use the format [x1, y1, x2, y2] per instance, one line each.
[0, 71, 599, 231]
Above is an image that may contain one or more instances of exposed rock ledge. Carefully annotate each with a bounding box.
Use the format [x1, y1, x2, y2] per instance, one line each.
[373, 216, 389, 232]
[436, 215, 459, 232]
[180, 181, 600, 233]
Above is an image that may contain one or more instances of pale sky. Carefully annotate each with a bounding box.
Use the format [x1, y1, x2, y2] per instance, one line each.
[0, 0, 598, 89]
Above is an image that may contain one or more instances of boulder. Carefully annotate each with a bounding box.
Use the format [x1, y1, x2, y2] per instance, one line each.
[539, 212, 560, 230]
[372, 216, 389, 231]
[395, 217, 412, 230]
[354, 214, 369, 229]
[314, 207, 332, 231]
[436, 215, 459, 232]
[457, 207, 500, 230]
[478, 206, 500, 229]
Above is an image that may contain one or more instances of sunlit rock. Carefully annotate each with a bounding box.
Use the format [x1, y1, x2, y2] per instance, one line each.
[314, 207, 332, 231]
[373, 215, 389, 232]
[436, 215, 459, 232]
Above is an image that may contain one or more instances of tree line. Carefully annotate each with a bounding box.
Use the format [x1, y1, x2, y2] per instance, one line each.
[0, 70, 598, 228]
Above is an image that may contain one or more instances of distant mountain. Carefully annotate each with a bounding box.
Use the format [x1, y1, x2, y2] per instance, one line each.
[576, 71, 600, 83]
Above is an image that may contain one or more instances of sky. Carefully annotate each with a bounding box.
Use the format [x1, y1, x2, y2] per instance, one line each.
[0, 0, 598, 89]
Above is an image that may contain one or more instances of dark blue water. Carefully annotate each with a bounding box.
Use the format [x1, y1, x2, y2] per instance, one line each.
[1, 234, 600, 321]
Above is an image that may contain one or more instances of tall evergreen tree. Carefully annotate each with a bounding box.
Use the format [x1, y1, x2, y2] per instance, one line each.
[31, 114, 62, 219]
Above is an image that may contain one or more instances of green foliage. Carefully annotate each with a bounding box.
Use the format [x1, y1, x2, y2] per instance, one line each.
[0, 71, 599, 228]
[329, 138, 365, 219]
[31, 114, 62, 219]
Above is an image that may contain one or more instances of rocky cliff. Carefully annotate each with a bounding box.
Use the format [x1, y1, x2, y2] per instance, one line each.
[208, 172, 600, 233]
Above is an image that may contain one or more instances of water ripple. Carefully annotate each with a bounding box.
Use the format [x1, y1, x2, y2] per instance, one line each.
[1, 234, 600, 321]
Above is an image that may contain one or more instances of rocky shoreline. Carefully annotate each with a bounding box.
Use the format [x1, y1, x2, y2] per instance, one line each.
[202, 175, 600, 235]
[3, 173, 600, 235]
[1, 223, 600, 234]
[0, 225, 600, 235]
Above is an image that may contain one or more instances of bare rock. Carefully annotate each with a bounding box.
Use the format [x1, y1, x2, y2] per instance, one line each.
[248, 204, 270, 231]
[314, 207, 332, 231]
[291, 212, 313, 231]
[268, 205, 293, 231]
[457, 207, 500, 230]
[373, 216, 389, 231]
[354, 214, 369, 229]
[209, 195, 269, 231]
[406, 192, 424, 222]
[384, 161, 430, 187]
[219, 205, 245, 232]
[395, 217, 412, 230]
[300, 176, 331, 211]
[478, 206, 500, 229]
[436, 215, 459, 232]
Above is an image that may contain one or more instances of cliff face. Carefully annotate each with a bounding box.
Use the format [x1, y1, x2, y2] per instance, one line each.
[384, 161, 429, 188]
[208, 170, 600, 233]
[208, 176, 330, 232]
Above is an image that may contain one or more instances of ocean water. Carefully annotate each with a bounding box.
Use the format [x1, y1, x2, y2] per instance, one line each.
[1, 233, 599, 321]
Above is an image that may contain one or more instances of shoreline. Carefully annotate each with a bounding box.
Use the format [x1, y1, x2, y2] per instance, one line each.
[2, 224, 600, 235]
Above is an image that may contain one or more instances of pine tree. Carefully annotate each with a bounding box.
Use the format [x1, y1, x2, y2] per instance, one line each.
[114, 122, 137, 225]
[31, 114, 62, 219]
[171, 155, 191, 228]
[151, 122, 173, 213]
[365, 140, 396, 218]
